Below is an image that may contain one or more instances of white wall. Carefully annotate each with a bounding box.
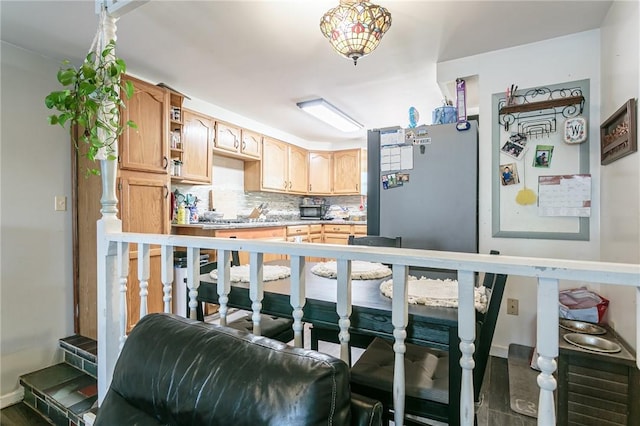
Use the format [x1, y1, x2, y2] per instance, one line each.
[437, 30, 606, 355]
[0, 42, 75, 405]
[599, 1, 640, 350]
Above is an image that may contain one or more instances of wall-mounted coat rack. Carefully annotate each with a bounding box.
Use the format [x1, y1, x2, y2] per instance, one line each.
[498, 86, 585, 138]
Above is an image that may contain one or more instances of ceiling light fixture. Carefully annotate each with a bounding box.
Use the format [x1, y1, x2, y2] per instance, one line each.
[296, 98, 363, 132]
[320, 0, 392, 66]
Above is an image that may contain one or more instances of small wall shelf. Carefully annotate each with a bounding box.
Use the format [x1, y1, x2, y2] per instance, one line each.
[499, 95, 585, 115]
[497, 86, 585, 137]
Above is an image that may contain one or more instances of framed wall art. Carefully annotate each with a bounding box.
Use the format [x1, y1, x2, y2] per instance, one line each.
[600, 98, 637, 165]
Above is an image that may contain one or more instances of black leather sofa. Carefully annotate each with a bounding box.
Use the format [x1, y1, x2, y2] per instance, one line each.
[95, 313, 382, 425]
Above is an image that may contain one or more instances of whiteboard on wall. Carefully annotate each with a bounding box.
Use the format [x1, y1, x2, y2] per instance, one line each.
[492, 79, 590, 240]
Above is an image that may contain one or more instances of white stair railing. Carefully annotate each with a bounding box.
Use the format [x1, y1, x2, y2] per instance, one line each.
[96, 229, 640, 426]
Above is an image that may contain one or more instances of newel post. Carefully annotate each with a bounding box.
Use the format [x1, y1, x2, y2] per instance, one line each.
[96, 7, 123, 405]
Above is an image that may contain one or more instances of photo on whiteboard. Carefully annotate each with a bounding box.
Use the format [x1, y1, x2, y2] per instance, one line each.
[501, 140, 527, 160]
[500, 163, 520, 186]
[509, 132, 528, 146]
[533, 145, 554, 168]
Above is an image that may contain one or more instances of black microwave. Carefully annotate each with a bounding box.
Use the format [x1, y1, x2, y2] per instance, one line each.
[299, 204, 326, 219]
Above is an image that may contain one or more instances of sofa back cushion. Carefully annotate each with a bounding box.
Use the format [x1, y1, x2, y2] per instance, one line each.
[96, 313, 351, 425]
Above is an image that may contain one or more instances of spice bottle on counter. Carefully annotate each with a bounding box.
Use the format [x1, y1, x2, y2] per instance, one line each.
[176, 203, 187, 224]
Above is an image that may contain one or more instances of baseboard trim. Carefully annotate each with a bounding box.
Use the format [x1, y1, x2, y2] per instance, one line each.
[1, 388, 24, 409]
[490, 344, 509, 359]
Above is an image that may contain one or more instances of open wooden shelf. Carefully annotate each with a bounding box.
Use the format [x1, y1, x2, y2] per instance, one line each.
[499, 95, 584, 115]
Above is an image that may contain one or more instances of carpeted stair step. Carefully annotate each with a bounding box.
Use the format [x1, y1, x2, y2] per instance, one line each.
[18, 335, 99, 426]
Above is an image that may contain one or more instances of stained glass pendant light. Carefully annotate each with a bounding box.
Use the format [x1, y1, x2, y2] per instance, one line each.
[320, 0, 392, 66]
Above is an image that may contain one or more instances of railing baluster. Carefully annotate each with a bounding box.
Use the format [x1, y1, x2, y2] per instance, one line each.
[336, 259, 352, 363]
[138, 243, 150, 319]
[160, 245, 173, 314]
[117, 242, 129, 349]
[249, 252, 264, 335]
[536, 277, 559, 425]
[289, 255, 306, 348]
[458, 269, 476, 425]
[217, 249, 231, 326]
[186, 247, 200, 320]
[391, 264, 409, 426]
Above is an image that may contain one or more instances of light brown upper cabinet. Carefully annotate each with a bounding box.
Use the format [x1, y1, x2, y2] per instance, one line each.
[119, 75, 170, 174]
[213, 122, 261, 160]
[333, 149, 363, 194]
[240, 129, 262, 159]
[307, 149, 365, 195]
[180, 109, 213, 183]
[308, 151, 333, 194]
[245, 137, 308, 194]
[287, 144, 308, 193]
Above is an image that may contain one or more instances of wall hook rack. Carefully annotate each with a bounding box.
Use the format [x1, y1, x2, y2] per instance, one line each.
[498, 86, 585, 135]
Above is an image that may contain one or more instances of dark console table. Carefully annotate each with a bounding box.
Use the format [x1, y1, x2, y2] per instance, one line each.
[557, 325, 639, 426]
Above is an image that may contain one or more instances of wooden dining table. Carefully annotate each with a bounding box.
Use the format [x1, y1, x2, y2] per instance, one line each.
[198, 260, 465, 419]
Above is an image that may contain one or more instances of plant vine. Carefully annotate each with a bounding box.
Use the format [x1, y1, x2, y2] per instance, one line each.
[45, 39, 136, 175]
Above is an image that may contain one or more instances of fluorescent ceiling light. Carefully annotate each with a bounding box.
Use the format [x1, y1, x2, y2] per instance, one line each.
[296, 98, 363, 132]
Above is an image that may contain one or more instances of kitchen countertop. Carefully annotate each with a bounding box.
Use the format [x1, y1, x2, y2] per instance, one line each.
[172, 219, 367, 230]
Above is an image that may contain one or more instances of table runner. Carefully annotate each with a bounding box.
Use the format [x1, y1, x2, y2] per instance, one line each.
[209, 265, 291, 282]
[310, 261, 392, 280]
[380, 276, 488, 312]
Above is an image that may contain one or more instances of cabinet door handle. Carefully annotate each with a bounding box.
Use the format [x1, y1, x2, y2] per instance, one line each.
[163, 156, 169, 170]
[163, 185, 169, 199]
[356, 183, 358, 191]
[242, 141, 246, 151]
[309, 184, 312, 191]
[234, 139, 239, 149]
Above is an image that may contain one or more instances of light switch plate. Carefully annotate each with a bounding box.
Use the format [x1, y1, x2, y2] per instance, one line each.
[55, 195, 67, 211]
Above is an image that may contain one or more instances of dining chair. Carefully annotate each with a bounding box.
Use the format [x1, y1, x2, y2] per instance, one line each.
[195, 250, 295, 344]
[349, 250, 507, 426]
[310, 235, 402, 361]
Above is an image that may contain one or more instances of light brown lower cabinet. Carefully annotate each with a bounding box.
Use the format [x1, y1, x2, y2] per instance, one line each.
[173, 226, 287, 265]
[173, 223, 367, 265]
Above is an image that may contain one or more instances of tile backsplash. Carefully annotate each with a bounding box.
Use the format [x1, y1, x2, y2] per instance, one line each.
[172, 155, 365, 220]
[173, 183, 364, 220]
[173, 155, 366, 220]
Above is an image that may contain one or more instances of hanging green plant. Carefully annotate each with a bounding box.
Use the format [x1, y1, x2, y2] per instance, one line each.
[45, 39, 136, 175]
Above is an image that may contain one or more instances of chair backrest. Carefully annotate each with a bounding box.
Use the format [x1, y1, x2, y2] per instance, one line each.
[195, 251, 240, 276]
[472, 250, 507, 397]
[348, 235, 402, 248]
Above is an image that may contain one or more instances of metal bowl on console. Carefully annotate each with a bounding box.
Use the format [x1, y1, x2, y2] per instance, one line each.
[559, 319, 607, 335]
[563, 333, 621, 353]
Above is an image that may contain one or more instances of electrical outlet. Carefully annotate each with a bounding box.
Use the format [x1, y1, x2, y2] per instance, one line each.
[55, 195, 67, 211]
[507, 298, 519, 315]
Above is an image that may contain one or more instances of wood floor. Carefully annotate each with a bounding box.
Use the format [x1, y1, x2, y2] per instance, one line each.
[0, 402, 51, 426]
